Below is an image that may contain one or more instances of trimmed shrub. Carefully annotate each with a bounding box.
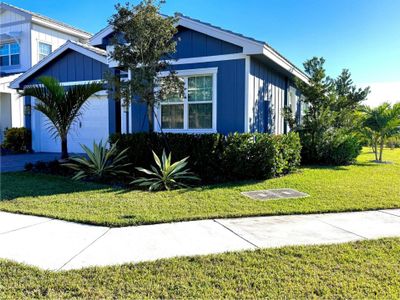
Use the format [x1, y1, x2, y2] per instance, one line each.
[300, 131, 362, 165]
[3, 127, 31, 153]
[387, 136, 400, 149]
[273, 133, 302, 175]
[24, 160, 73, 176]
[110, 132, 301, 184]
[221, 133, 275, 180]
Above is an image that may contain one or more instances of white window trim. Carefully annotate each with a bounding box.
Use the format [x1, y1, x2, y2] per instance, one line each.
[0, 41, 20, 67]
[155, 67, 218, 134]
[38, 41, 52, 61]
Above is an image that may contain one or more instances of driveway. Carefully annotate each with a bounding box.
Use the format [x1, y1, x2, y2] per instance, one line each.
[1, 209, 400, 270]
[0, 152, 61, 172]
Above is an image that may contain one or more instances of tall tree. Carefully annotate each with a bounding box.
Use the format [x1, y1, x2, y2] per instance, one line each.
[361, 102, 400, 162]
[109, 0, 184, 132]
[20, 76, 104, 159]
[294, 57, 336, 160]
[332, 69, 370, 129]
[289, 57, 369, 164]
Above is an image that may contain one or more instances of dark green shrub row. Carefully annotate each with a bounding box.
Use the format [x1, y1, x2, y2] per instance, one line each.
[300, 130, 362, 165]
[24, 160, 73, 176]
[2, 127, 31, 153]
[110, 132, 301, 183]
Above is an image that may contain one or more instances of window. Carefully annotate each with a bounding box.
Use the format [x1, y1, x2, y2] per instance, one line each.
[158, 69, 217, 132]
[0, 42, 20, 67]
[290, 91, 297, 115]
[38, 42, 52, 61]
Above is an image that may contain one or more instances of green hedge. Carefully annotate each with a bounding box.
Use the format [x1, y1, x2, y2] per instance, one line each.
[2, 127, 31, 153]
[110, 132, 301, 183]
[300, 130, 362, 165]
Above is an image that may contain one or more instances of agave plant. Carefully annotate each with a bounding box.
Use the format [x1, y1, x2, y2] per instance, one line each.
[63, 140, 130, 181]
[131, 149, 199, 191]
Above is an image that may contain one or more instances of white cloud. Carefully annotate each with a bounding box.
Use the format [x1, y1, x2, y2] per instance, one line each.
[358, 82, 400, 107]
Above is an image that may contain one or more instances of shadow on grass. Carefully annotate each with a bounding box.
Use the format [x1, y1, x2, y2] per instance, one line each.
[1, 159, 383, 201]
[0, 172, 119, 201]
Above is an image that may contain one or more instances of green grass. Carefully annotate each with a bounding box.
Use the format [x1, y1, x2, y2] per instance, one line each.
[0, 148, 399, 227]
[1, 238, 400, 299]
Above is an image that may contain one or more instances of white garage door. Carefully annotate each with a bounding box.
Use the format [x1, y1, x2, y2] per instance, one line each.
[31, 94, 109, 153]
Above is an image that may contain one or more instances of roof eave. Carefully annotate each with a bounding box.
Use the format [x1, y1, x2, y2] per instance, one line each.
[261, 45, 309, 84]
[10, 41, 107, 89]
[31, 16, 92, 40]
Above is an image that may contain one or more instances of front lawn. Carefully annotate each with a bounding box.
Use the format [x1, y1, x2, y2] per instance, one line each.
[1, 238, 400, 298]
[0, 148, 399, 227]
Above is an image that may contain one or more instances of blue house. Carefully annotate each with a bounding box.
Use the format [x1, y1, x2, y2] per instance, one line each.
[11, 14, 308, 153]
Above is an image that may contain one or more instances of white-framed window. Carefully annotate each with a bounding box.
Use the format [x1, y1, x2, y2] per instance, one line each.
[289, 91, 297, 116]
[38, 42, 52, 61]
[155, 67, 217, 133]
[0, 42, 20, 67]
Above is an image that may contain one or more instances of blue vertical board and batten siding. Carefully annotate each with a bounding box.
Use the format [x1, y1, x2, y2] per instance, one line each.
[19, 49, 109, 132]
[19, 50, 109, 86]
[172, 26, 243, 59]
[131, 59, 246, 134]
[249, 57, 287, 134]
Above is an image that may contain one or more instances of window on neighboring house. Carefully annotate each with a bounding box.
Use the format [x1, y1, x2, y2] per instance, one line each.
[38, 42, 52, 61]
[290, 91, 297, 116]
[159, 72, 216, 132]
[0, 42, 20, 67]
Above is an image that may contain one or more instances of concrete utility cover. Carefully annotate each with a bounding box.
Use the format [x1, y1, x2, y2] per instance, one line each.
[241, 188, 309, 201]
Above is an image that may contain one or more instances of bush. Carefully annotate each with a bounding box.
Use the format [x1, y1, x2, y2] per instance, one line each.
[221, 134, 275, 180]
[300, 131, 362, 165]
[3, 128, 31, 153]
[24, 160, 73, 176]
[110, 132, 301, 184]
[387, 136, 400, 149]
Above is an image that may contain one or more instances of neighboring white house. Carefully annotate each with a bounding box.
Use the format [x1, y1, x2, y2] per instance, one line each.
[0, 2, 91, 142]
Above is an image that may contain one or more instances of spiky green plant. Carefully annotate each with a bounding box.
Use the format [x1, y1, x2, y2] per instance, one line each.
[131, 149, 199, 191]
[63, 140, 130, 181]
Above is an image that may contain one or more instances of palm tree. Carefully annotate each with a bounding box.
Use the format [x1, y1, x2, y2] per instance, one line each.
[20, 76, 104, 159]
[361, 102, 400, 162]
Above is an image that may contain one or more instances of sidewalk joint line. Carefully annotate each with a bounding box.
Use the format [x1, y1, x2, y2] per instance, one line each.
[378, 210, 400, 219]
[213, 219, 259, 249]
[316, 218, 367, 240]
[56, 228, 111, 271]
[0, 219, 54, 235]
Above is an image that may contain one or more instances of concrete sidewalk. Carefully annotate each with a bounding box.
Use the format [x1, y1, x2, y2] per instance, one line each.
[1, 209, 400, 271]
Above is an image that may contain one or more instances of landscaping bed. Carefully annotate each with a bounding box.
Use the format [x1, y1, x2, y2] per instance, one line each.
[1, 238, 399, 299]
[0, 149, 399, 227]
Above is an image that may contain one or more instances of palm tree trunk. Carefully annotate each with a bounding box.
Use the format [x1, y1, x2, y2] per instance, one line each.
[379, 137, 384, 162]
[61, 136, 68, 159]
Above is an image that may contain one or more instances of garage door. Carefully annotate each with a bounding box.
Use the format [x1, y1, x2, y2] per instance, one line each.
[32, 94, 109, 153]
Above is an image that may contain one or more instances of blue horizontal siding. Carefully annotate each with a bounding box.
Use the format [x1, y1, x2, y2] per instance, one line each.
[131, 59, 246, 135]
[20, 50, 109, 86]
[171, 26, 243, 59]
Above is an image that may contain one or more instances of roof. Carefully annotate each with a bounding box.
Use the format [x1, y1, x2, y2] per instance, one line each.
[1, 2, 92, 39]
[10, 40, 107, 89]
[90, 13, 309, 83]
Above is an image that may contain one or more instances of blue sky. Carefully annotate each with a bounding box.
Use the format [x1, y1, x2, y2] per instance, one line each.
[6, 0, 400, 104]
